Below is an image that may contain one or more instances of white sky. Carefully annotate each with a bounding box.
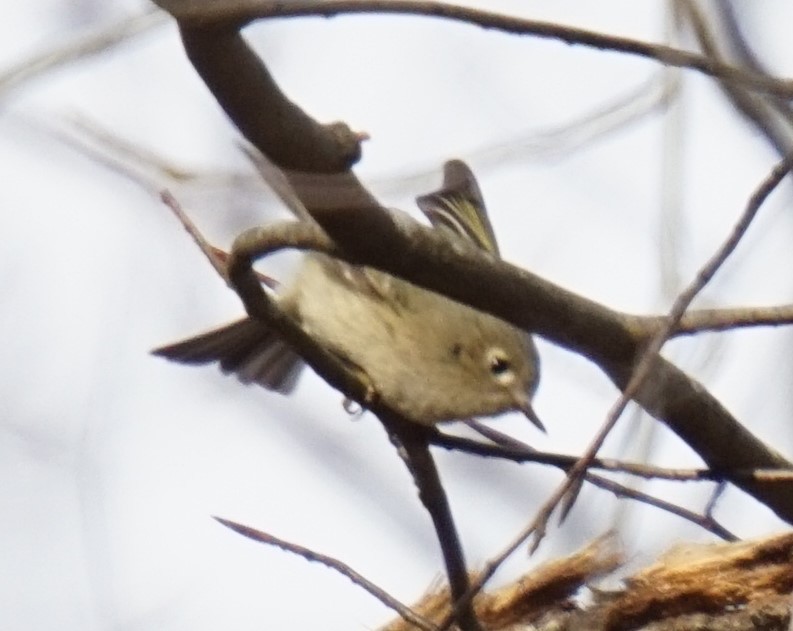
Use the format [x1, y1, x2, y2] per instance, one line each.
[2, 1, 793, 630]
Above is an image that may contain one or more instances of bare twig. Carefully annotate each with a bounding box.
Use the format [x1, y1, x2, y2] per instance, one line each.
[704, 481, 729, 522]
[384, 418, 484, 631]
[212, 517, 438, 631]
[594, 475, 736, 542]
[159, 190, 229, 281]
[653, 304, 793, 336]
[16, 112, 261, 199]
[153, 0, 793, 98]
[433, 428, 718, 482]
[160, 189, 280, 289]
[752, 470, 793, 482]
[456, 422, 737, 541]
[469, 71, 678, 171]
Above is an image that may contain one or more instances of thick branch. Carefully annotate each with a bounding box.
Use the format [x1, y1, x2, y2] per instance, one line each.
[168, 21, 793, 523]
[229, 211, 793, 522]
[178, 24, 365, 174]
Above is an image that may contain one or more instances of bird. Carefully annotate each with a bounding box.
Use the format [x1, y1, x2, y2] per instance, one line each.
[153, 159, 542, 429]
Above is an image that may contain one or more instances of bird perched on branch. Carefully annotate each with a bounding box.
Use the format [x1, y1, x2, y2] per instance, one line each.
[154, 159, 542, 429]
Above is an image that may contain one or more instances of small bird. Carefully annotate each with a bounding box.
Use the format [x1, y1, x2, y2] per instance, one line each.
[153, 159, 542, 428]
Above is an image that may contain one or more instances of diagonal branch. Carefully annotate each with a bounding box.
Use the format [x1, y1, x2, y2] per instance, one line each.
[166, 18, 793, 526]
[213, 517, 438, 631]
[225, 174, 793, 523]
[382, 417, 484, 631]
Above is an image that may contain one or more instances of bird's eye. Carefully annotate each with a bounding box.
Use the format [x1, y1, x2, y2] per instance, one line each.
[487, 348, 514, 384]
[490, 355, 510, 375]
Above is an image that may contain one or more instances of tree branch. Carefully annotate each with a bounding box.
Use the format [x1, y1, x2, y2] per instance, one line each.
[382, 417, 484, 631]
[650, 304, 793, 336]
[213, 517, 438, 631]
[162, 15, 793, 527]
[152, 0, 793, 97]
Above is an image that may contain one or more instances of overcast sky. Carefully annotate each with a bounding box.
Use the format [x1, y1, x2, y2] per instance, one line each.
[2, 2, 793, 630]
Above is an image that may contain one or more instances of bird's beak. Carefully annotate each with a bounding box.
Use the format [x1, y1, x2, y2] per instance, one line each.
[516, 398, 545, 433]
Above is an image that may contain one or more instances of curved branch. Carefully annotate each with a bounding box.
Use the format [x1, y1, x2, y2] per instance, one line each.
[154, 0, 793, 98]
[165, 19, 793, 525]
[179, 24, 366, 174]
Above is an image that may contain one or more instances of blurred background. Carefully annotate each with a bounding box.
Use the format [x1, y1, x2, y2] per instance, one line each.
[2, 1, 793, 629]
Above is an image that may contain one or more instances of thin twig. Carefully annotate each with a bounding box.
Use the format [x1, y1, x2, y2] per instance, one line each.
[590, 473, 736, 542]
[433, 428, 718, 482]
[751, 470, 793, 482]
[159, 0, 793, 98]
[704, 481, 728, 521]
[64, 113, 247, 185]
[159, 190, 280, 289]
[458, 421, 737, 541]
[384, 418, 484, 631]
[159, 190, 229, 282]
[682, 1, 793, 158]
[18, 112, 259, 198]
[658, 304, 793, 336]
[212, 517, 438, 631]
[471, 71, 677, 171]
